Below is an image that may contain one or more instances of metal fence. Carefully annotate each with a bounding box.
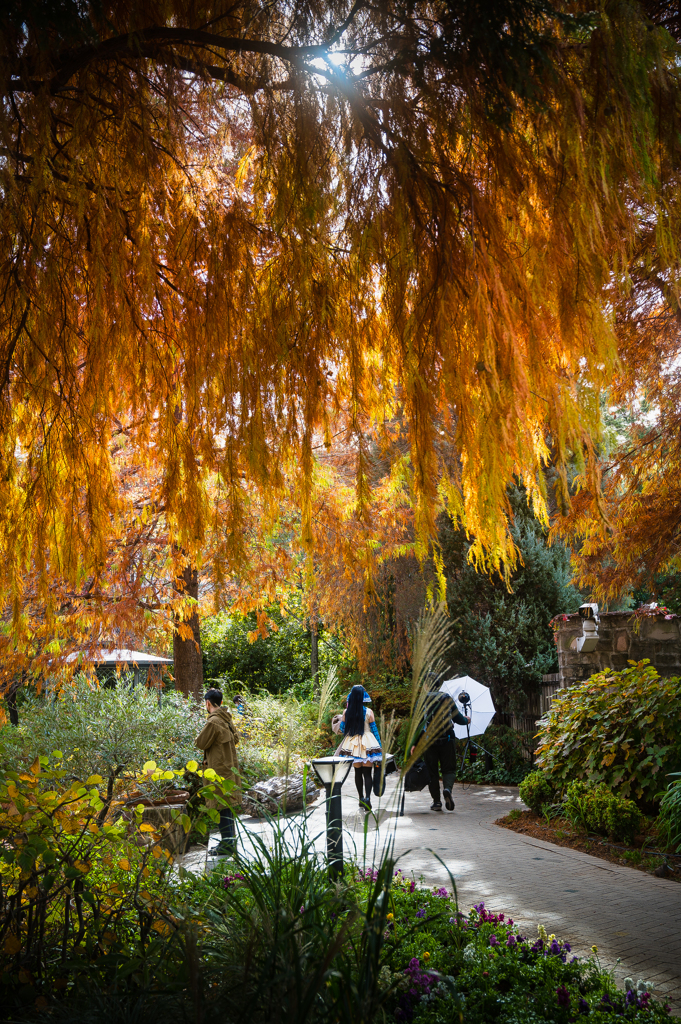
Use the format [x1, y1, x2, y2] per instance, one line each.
[492, 674, 562, 761]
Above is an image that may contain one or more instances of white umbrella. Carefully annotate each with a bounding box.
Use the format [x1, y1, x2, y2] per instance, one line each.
[439, 675, 496, 738]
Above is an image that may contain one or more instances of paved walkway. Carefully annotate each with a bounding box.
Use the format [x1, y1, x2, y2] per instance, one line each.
[179, 777, 681, 1013]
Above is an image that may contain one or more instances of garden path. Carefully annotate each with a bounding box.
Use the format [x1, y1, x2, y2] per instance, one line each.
[377, 780, 681, 1014]
[180, 778, 681, 1013]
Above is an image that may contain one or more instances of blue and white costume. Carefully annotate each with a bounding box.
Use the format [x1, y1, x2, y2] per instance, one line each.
[337, 707, 382, 765]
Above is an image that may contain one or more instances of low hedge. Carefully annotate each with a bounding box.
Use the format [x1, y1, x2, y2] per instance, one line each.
[519, 771, 643, 843]
[566, 781, 642, 844]
[519, 769, 554, 812]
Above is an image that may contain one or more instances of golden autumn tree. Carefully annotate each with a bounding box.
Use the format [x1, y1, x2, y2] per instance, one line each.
[559, 299, 681, 604]
[1, 0, 681, 693]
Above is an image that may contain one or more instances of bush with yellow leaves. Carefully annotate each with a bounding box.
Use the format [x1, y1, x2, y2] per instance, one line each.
[0, 753, 230, 1013]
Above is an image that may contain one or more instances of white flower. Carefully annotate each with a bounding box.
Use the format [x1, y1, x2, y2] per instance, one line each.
[463, 945, 477, 962]
[624, 978, 634, 992]
[378, 966, 392, 987]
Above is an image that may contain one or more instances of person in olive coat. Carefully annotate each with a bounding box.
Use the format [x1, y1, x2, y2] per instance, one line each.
[195, 687, 241, 855]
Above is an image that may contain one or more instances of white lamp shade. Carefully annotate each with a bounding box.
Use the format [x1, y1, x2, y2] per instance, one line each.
[310, 757, 354, 787]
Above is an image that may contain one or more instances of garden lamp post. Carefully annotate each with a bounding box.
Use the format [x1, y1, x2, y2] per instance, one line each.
[310, 756, 354, 879]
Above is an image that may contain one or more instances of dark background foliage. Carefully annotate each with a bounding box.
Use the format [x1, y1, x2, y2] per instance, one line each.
[440, 486, 583, 713]
[201, 606, 343, 696]
[204, 487, 583, 719]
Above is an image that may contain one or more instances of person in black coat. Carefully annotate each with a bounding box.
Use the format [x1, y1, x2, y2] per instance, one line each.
[411, 692, 469, 811]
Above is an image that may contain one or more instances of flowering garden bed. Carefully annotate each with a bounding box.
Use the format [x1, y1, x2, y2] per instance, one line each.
[358, 881, 670, 1022]
[172, 862, 672, 1023]
[496, 809, 680, 881]
[1, 756, 672, 1024]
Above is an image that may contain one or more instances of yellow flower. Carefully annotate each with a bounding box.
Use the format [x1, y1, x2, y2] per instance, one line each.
[548, 934, 556, 943]
[423, 952, 430, 961]
[591, 945, 598, 954]
[387, 913, 394, 921]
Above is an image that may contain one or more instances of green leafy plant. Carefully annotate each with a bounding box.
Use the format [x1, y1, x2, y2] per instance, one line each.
[565, 781, 642, 844]
[541, 803, 556, 826]
[454, 724, 533, 786]
[457, 755, 531, 786]
[519, 770, 554, 813]
[564, 786, 590, 833]
[535, 661, 681, 806]
[0, 754, 233, 1014]
[658, 773, 681, 852]
[482, 724, 528, 772]
[234, 690, 326, 784]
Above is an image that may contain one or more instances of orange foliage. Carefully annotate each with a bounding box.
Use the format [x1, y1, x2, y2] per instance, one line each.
[0, 2, 680, 681]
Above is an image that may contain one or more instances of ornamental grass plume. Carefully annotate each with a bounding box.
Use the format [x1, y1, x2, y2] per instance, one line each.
[403, 603, 453, 769]
[317, 665, 339, 729]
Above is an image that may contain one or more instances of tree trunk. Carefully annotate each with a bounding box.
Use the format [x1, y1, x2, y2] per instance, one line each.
[310, 617, 320, 699]
[173, 563, 204, 700]
[5, 679, 20, 726]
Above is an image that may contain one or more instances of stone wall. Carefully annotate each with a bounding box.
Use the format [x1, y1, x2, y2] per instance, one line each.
[553, 611, 681, 689]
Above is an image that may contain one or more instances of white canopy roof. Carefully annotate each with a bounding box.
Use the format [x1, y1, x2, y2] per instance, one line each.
[66, 648, 173, 665]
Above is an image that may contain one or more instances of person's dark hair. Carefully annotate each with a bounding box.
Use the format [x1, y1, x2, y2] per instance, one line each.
[344, 685, 366, 738]
[204, 688, 223, 706]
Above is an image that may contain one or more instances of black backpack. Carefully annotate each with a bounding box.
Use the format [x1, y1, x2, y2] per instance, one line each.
[403, 759, 431, 792]
[422, 692, 456, 744]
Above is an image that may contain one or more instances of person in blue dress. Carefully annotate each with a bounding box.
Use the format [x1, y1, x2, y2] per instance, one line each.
[337, 684, 383, 813]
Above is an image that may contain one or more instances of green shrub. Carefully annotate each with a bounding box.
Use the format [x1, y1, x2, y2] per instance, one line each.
[0, 680, 339, 795]
[566, 781, 642, 844]
[481, 723, 527, 770]
[0, 680, 205, 787]
[458, 754, 532, 786]
[535, 661, 681, 807]
[234, 691, 325, 784]
[519, 769, 554, 812]
[658, 773, 681, 852]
